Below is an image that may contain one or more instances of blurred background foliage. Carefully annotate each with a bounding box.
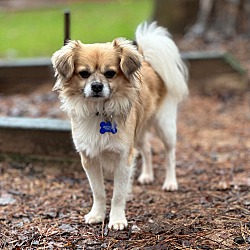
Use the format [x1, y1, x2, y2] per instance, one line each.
[0, 0, 153, 58]
[1, 0, 249, 59]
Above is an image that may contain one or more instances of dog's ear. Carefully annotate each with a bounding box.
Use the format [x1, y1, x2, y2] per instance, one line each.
[113, 38, 142, 79]
[51, 41, 79, 90]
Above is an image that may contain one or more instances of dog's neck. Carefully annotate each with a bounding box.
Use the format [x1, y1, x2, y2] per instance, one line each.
[61, 95, 131, 124]
[95, 109, 114, 122]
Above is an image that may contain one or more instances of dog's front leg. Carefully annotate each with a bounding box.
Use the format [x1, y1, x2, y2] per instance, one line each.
[80, 153, 106, 224]
[108, 153, 134, 230]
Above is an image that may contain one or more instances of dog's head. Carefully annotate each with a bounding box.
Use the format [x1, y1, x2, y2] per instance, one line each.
[51, 39, 142, 104]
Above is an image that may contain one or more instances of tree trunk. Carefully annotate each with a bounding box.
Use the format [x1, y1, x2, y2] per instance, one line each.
[152, 0, 199, 34]
[153, 0, 250, 39]
[185, 0, 250, 40]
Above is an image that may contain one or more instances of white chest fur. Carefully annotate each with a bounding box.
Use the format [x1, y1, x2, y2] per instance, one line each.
[71, 116, 126, 158]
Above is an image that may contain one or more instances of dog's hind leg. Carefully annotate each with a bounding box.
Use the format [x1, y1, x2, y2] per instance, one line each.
[137, 132, 154, 184]
[80, 153, 106, 224]
[155, 97, 178, 191]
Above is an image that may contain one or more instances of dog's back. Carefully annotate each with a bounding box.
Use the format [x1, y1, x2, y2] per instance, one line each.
[136, 22, 188, 102]
[135, 22, 188, 191]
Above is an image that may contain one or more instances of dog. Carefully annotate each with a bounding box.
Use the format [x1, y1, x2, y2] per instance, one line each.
[51, 22, 188, 230]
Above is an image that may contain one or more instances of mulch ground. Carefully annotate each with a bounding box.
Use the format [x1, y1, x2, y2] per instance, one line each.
[0, 87, 250, 249]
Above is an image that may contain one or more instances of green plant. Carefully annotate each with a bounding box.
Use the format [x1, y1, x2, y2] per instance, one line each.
[0, 0, 153, 58]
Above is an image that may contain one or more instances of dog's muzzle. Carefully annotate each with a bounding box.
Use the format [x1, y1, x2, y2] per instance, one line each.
[84, 81, 110, 99]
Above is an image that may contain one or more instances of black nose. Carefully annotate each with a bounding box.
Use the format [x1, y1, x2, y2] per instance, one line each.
[91, 82, 103, 93]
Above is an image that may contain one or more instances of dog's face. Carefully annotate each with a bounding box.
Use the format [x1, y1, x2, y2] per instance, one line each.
[52, 39, 142, 103]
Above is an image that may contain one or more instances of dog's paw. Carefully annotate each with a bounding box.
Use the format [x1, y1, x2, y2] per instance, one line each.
[108, 218, 128, 231]
[84, 211, 105, 224]
[162, 179, 178, 191]
[108, 210, 127, 230]
[138, 173, 154, 184]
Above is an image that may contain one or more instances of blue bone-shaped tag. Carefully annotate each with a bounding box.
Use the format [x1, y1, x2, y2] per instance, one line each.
[100, 121, 117, 134]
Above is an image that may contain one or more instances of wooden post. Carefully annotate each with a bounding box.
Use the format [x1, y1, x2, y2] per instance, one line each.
[64, 10, 71, 45]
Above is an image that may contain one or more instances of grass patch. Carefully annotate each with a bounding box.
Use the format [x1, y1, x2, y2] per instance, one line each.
[0, 0, 153, 58]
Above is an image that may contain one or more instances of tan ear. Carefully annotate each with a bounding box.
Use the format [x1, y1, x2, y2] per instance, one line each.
[113, 38, 142, 79]
[51, 41, 79, 90]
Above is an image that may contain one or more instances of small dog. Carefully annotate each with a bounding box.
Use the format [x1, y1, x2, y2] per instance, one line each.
[51, 22, 188, 230]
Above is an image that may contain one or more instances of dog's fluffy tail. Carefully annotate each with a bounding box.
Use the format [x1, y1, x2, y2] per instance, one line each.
[135, 22, 188, 102]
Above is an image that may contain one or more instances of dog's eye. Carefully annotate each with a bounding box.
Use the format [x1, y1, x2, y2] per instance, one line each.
[104, 70, 116, 79]
[79, 71, 91, 78]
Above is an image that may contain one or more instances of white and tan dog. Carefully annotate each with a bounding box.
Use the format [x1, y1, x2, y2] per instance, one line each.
[51, 22, 188, 230]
